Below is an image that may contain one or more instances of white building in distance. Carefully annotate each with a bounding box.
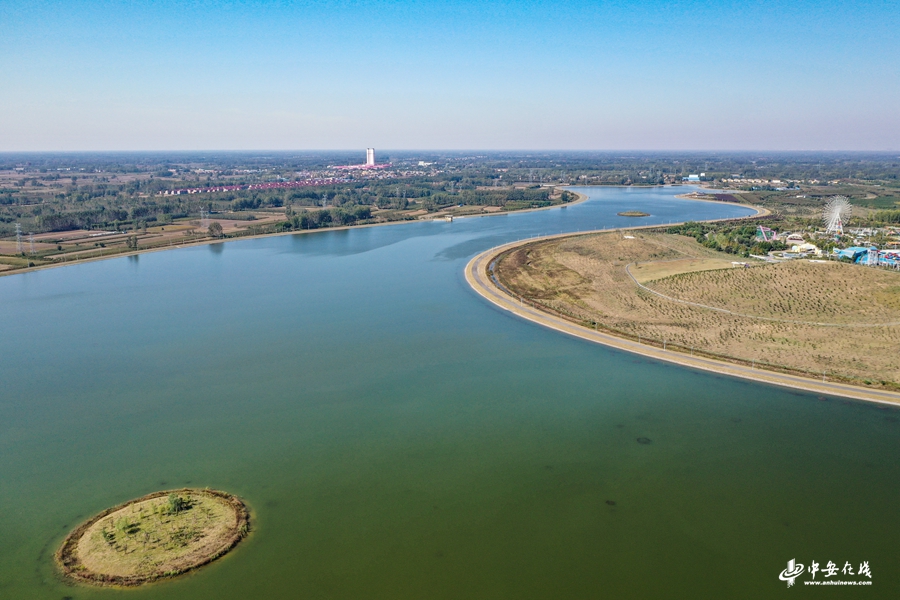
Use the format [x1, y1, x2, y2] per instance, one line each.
[366, 148, 375, 166]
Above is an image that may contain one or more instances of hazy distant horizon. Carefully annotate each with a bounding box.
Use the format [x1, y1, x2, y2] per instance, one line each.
[0, 146, 900, 158]
[2, 1, 898, 152]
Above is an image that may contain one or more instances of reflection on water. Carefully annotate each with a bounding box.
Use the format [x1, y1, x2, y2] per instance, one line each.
[0, 187, 898, 599]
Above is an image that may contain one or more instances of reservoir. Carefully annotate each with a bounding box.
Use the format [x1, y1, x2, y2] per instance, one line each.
[1, 186, 897, 598]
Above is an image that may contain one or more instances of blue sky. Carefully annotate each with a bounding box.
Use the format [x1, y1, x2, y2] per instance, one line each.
[1, 0, 898, 150]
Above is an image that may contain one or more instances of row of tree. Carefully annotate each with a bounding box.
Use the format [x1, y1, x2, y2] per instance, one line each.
[666, 221, 789, 257]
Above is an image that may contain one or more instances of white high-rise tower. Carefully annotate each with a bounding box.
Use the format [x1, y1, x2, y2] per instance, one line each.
[366, 148, 375, 166]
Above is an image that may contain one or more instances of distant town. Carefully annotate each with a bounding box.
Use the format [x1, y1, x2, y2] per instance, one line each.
[1, 151, 898, 274]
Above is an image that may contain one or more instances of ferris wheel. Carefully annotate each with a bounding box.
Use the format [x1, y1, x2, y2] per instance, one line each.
[824, 195, 851, 235]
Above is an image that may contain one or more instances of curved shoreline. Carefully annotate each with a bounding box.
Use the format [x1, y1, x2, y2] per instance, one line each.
[0, 190, 589, 279]
[453, 188, 590, 219]
[56, 488, 250, 587]
[464, 208, 900, 407]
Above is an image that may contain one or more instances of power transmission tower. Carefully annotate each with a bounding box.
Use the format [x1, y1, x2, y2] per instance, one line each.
[15, 223, 23, 254]
[29, 233, 35, 254]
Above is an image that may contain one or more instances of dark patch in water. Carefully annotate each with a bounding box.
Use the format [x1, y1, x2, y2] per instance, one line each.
[605, 500, 616, 506]
[435, 551, 444, 558]
[637, 437, 652, 445]
[544, 465, 553, 470]
[885, 416, 898, 423]
[159, 481, 167, 486]
[434, 236, 508, 261]
[616, 424, 624, 429]
[817, 396, 829, 402]
[730, 418, 742, 423]
[266, 499, 278, 508]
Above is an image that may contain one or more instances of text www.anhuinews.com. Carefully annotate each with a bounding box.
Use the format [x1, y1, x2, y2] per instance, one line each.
[804, 580, 872, 586]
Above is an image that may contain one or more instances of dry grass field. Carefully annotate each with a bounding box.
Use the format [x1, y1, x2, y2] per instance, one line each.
[495, 232, 900, 388]
[630, 257, 740, 283]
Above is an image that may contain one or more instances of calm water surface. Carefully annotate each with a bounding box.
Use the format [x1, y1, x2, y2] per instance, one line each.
[1, 187, 898, 599]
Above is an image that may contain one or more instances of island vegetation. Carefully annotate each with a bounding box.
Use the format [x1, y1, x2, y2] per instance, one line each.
[617, 211, 650, 217]
[56, 488, 249, 587]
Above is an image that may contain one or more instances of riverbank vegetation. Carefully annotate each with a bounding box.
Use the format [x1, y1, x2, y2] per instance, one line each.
[2, 151, 898, 274]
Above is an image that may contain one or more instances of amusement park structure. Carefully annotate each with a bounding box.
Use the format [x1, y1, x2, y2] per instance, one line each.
[867, 247, 879, 266]
[824, 195, 851, 235]
[756, 225, 777, 242]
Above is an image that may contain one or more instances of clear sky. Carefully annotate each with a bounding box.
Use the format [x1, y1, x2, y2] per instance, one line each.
[1, 0, 898, 151]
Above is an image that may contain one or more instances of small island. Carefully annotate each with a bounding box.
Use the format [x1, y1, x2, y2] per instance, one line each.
[56, 488, 250, 587]
[617, 211, 650, 217]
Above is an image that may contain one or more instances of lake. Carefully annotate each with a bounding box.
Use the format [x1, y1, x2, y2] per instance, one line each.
[1, 186, 897, 598]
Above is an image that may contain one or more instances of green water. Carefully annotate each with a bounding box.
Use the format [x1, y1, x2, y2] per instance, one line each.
[1, 187, 897, 599]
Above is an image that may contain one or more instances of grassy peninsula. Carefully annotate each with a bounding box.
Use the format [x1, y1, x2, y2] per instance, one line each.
[493, 231, 900, 390]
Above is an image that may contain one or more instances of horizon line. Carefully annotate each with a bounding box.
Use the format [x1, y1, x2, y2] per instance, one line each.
[1, 149, 898, 155]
